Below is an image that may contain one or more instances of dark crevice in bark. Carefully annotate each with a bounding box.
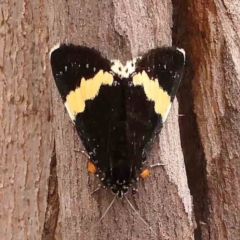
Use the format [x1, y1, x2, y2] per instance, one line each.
[42, 141, 60, 240]
[171, 1, 210, 240]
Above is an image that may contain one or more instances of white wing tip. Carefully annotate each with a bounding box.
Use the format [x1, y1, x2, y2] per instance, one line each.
[49, 43, 61, 58]
[176, 48, 186, 59]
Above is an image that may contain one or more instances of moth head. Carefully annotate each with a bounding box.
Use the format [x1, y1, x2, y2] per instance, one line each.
[111, 183, 129, 198]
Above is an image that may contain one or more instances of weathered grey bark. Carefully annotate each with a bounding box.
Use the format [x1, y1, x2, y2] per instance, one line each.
[173, 1, 240, 240]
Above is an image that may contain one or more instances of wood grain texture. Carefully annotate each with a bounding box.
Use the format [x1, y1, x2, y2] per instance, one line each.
[0, 0, 54, 239]
[174, 0, 240, 239]
[50, 0, 194, 239]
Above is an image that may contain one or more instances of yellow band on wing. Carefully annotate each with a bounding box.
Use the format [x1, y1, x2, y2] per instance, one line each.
[132, 71, 171, 120]
[65, 70, 114, 120]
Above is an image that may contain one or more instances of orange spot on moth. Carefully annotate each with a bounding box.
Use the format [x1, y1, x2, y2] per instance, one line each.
[88, 161, 97, 174]
[140, 168, 150, 179]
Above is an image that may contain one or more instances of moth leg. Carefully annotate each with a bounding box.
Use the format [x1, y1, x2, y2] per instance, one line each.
[74, 149, 91, 159]
[150, 163, 164, 168]
[140, 163, 164, 179]
[91, 184, 102, 195]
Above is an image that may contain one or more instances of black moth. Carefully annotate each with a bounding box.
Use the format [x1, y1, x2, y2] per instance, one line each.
[50, 44, 185, 198]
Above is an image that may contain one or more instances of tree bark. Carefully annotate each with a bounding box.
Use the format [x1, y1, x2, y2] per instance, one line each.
[0, 0, 54, 239]
[50, 1, 194, 239]
[1, 0, 197, 239]
[173, 0, 240, 240]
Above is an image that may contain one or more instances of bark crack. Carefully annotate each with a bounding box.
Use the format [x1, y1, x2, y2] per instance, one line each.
[172, 1, 210, 239]
[41, 141, 59, 240]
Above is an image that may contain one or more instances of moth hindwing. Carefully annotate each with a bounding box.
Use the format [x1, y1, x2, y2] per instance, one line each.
[50, 44, 185, 198]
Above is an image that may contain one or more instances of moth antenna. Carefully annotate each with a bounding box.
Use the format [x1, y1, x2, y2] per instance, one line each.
[125, 196, 157, 237]
[93, 196, 116, 227]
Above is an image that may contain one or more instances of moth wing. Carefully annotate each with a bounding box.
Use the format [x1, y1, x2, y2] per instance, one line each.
[126, 47, 185, 172]
[50, 44, 122, 166]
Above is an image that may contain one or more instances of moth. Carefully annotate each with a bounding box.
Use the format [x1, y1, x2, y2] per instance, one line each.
[50, 44, 185, 199]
